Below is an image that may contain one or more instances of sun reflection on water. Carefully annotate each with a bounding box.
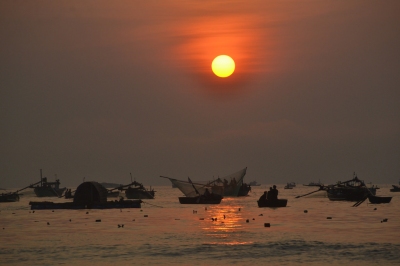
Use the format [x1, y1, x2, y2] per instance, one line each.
[199, 199, 254, 245]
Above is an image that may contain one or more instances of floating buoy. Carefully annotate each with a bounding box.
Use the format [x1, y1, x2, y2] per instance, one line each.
[86, 212, 89, 214]
[175, 219, 180, 220]
[140, 209, 143, 212]
[47, 222, 50, 225]
[144, 215, 148, 217]
[199, 218, 204, 220]
[382, 218, 388, 222]
[223, 215, 226, 219]
[304, 210, 308, 213]
[374, 208, 377, 210]
[132, 219, 135, 221]
[246, 219, 249, 223]
[264, 223, 271, 227]
[259, 214, 263, 216]
[252, 218, 255, 220]
[205, 207, 207, 211]
[33, 211, 35, 213]
[327, 217, 332, 219]
[239, 208, 241, 211]
[52, 210, 54, 212]
[95, 219, 101, 222]
[69, 219, 71, 222]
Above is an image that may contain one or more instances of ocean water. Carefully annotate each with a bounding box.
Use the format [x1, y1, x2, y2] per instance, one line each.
[0, 184, 399, 265]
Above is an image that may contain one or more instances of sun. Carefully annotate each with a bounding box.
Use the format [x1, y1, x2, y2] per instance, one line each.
[211, 55, 235, 78]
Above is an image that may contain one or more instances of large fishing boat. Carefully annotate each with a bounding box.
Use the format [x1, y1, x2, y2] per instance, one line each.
[108, 174, 155, 199]
[326, 174, 378, 202]
[161, 167, 248, 197]
[29, 169, 67, 197]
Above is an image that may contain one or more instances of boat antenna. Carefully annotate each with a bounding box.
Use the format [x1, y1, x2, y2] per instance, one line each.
[40, 169, 43, 187]
[83, 177, 85, 182]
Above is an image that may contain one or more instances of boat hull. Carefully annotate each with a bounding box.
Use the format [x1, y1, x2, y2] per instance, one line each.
[390, 185, 400, 192]
[125, 188, 155, 199]
[179, 195, 222, 204]
[34, 187, 66, 197]
[257, 199, 288, 208]
[368, 195, 392, 204]
[327, 187, 375, 202]
[0, 193, 20, 202]
[29, 200, 142, 210]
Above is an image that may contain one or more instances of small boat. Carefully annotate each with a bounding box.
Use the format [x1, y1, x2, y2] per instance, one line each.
[284, 182, 296, 189]
[29, 169, 66, 197]
[30, 181, 142, 210]
[257, 199, 288, 207]
[368, 195, 392, 204]
[303, 180, 323, 186]
[390, 185, 400, 192]
[179, 193, 223, 204]
[0, 192, 20, 202]
[249, 180, 261, 186]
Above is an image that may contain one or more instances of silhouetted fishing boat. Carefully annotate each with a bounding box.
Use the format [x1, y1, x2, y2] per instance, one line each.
[0, 192, 20, 202]
[368, 195, 392, 204]
[162, 167, 248, 197]
[0, 181, 42, 202]
[30, 181, 142, 210]
[29, 169, 66, 197]
[390, 185, 400, 192]
[284, 182, 296, 189]
[326, 174, 378, 202]
[109, 174, 155, 199]
[303, 180, 323, 186]
[257, 199, 288, 207]
[248, 180, 261, 186]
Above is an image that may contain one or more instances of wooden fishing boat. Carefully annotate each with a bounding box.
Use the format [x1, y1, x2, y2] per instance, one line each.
[29, 181, 142, 210]
[368, 195, 392, 204]
[29, 169, 66, 197]
[284, 182, 296, 189]
[257, 199, 288, 207]
[326, 174, 378, 202]
[162, 167, 248, 197]
[0, 193, 20, 202]
[390, 185, 400, 192]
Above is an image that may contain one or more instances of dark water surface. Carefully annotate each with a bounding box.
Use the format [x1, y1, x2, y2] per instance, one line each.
[1, 185, 399, 265]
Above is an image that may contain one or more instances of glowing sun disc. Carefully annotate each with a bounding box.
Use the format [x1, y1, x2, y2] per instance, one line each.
[212, 55, 235, 78]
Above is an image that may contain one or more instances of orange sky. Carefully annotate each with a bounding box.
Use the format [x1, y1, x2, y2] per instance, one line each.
[0, 0, 399, 187]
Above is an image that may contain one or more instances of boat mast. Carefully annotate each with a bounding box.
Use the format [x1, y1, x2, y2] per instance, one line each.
[40, 169, 43, 187]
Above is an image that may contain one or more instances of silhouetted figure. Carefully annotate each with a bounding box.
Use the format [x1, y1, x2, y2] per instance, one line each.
[272, 185, 278, 200]
[259, 191, 267, 202]
[267, 187, 273, 200]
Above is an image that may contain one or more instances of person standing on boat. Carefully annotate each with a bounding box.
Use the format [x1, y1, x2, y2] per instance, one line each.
[272, 185, 278, 200]
[267, 187, 273, 200]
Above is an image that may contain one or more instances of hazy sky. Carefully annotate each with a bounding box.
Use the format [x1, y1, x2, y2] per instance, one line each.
[1, 0, 399, 188]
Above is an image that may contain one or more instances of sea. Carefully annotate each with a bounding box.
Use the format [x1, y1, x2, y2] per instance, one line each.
[0, 184, 399, 265]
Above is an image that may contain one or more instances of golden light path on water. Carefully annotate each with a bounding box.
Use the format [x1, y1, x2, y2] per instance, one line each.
[200, 198, 253, 245]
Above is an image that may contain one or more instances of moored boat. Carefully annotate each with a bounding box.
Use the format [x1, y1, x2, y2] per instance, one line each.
[162, 167, 248, 197]
[284, 182, 296, 189]
[249, 180, 261, 186]
[368, 195, 392, 204]
[327, 174, 378, 202]
[390, 185, 400, 192]
[303, 180, 323, 187]
[30, 181, 142, 210]
[0, 192, 20, 202]
[29, 169, 66, 197]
